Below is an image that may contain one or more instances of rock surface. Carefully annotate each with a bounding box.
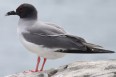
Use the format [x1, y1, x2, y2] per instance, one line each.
[5, 60, 116, 77]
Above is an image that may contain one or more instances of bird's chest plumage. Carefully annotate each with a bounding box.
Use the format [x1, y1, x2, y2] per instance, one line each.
[17, 19, 65, 59]
[18, 33, 65, 59]
[17, 21, 65, 59]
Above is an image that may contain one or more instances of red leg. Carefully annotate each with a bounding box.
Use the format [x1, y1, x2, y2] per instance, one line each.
[23, 57, 41, 73]
[40, 58, 47, 71]
[35, 56, 40, 72]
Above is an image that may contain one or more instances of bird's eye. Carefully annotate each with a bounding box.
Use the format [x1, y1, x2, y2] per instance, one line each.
[19, 8, 23, 11]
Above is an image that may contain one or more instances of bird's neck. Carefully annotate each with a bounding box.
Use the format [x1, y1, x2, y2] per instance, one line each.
[17, 18, 37, 34]
[18, 18, 37, 27]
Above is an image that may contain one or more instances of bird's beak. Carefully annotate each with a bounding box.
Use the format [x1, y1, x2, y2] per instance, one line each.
[5, 11, 17, 16]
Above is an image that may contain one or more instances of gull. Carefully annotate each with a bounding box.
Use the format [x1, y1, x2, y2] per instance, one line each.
[6, 3, 114, 72]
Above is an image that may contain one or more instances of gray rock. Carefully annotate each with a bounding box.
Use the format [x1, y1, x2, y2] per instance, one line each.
[5, 60, 116, 77]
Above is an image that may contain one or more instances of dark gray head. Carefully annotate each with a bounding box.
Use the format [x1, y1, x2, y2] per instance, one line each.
[6, 3, 37, 19]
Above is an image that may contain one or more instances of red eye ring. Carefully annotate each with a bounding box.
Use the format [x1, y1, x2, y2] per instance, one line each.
[20, 8, 23, 11]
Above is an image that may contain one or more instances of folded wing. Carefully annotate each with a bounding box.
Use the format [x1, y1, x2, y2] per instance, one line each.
[22, 22, 114, 53]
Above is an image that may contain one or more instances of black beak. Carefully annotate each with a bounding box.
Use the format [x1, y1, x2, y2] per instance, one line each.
[5, 11, 17, 16]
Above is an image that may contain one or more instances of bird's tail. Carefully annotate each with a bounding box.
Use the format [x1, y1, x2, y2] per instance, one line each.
[86, 47, 114, 53]
[56, 43, 114, 53]
[56, 48, 114, 53]
[84, 43, 115, 53]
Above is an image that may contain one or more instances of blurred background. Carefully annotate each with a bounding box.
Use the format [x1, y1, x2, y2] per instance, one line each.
[0, 0, 116, 76]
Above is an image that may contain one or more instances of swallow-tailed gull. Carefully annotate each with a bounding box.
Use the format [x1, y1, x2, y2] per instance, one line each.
[6, 3, 114, 72]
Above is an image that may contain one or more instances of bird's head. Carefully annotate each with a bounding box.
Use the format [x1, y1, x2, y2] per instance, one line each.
[6, 3, 37, 19]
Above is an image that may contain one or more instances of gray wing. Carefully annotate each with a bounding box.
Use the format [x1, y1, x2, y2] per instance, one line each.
[22, 22, 87, 50]
[22, 33, 87, 50]
[22, 22, 114, 53]
[23, 32, 115, 53]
